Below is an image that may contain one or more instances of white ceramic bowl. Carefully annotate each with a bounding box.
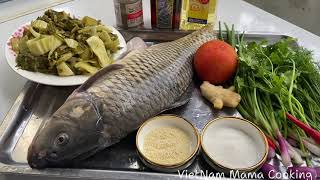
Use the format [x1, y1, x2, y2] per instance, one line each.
[136, 115, 200, 172]
[5, 23, 127, 86]
[201, 117, 268, 173]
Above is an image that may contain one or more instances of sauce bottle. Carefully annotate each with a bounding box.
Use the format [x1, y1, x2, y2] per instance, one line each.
[113, 0, 144, 28]
[179, 0, 217, 30]
[150, 0, 181, 29]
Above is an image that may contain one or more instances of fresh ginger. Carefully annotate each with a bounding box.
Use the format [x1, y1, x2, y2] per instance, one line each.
[200, 81, 241, 109]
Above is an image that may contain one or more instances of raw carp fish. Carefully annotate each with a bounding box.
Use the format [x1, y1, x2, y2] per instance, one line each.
[27, 26, 216, 168]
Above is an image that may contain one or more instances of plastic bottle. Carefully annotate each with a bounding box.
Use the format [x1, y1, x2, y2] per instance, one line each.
[179, 0, 217, 30]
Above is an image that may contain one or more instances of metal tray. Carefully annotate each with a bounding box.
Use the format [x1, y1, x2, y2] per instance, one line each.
[0, 30, 314, 179]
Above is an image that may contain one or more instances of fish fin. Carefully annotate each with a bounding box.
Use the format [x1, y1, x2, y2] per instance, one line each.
[126, 37, 147, 50]
[77, 64, 125, 92]
[162, 82, 194, 112]
[117, 37, 147, 60]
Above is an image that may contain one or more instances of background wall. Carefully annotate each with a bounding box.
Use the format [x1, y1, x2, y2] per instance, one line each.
[244, 0, 320, 36]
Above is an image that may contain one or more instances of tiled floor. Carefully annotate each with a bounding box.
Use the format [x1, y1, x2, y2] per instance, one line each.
[244, 0, 320, 36]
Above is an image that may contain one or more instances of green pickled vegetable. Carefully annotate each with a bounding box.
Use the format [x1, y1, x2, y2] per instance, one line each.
[86, 36, 112, 67]
[27, 35, 62, 56]
[56, 52, 73, 64]
[28, 26, 41, 38]
[96, 25, 112, 33]
[78, 26, 97, 36]
[65, 39, 79, 49]
[74, 61, 99, 74]
[16, 53, 56, 74]
[10, 38, 20, 53]
[57, 62, 74, 76]
[79, 47, 93, 60]
[82, 16, 99, 26]
[31, 20, 48, 30]
[18, 36, 30, 54]
[13, 9, 120, 76]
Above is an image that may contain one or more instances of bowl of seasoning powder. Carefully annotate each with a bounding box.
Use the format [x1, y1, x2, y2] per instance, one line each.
[136, 115, 200, 172]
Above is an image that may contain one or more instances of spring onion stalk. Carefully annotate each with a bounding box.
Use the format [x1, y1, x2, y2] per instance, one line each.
[303, 139, 320, 157]
[293, 147, 311, 158]
[304, 137, 317, 145]
[287, 138, 298, 147]
[276, 130, 292, 167]
[267, 146, 276, 160]
[296, 129, 312, 167]
[288, 60, 296, 116]
[218, 21, 224, 41]
[285, 141, 304, 165]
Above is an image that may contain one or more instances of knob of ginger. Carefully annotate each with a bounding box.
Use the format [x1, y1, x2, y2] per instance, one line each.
[200, 81, 241, 109]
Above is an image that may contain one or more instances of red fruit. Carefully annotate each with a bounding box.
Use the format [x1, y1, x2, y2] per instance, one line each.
[194, 40, 238, 84]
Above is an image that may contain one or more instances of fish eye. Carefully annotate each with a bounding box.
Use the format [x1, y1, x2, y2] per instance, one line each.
[55, 133, 69, 146]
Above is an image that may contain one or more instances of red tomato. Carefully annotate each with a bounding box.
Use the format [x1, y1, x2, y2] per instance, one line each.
[194, 40, 238, 84]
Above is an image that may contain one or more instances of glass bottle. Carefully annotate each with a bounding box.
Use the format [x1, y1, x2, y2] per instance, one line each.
[150, 0, 181, 29]
[113, 0, 144, 28]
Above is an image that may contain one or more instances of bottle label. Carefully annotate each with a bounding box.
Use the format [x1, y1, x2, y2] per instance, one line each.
[187, 0, 210, 24]
[127, 9, 143, 20]
[156, 0, 174, 28]
[125, 1, 143, 27]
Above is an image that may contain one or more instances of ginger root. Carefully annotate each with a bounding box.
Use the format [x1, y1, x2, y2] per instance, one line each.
[200, 81, 241, 109]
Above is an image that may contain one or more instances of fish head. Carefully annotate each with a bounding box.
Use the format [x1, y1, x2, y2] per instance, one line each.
[27, 95, 103, 168]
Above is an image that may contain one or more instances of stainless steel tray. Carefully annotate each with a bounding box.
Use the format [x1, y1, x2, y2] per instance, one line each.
[0, 31, 313, 179]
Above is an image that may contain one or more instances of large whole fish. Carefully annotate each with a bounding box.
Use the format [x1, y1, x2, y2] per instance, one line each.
[27, 26, 216, 168]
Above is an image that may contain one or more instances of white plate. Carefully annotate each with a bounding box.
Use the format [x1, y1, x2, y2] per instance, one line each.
[5, 23, 127, 86]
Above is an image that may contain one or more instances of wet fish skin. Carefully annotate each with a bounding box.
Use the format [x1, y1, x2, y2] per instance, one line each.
[27, 26, 216, 168]
[27, 96, 104, 168]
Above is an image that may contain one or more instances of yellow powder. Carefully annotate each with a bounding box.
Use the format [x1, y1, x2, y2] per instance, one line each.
[143, 127, 192, 165]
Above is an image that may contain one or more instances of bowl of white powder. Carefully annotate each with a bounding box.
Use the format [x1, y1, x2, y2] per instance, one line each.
[201, 117, 268, 174]
[136, 115, 200, 172]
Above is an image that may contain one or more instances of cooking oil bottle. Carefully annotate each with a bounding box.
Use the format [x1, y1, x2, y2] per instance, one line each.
[179, 0, 217, 30]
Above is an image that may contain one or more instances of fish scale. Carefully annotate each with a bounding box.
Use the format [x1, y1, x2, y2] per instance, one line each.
[27, 26, 216, 168]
